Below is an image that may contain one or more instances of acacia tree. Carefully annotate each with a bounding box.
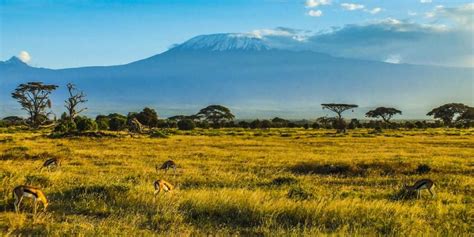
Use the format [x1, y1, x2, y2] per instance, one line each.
[321, 103, 358, 133]
[457, 107, 474, 124]
[365, 107, 402, 124]
[65, 83, 87, 122]
[196, 105, 235, 128]
[427, 103, 470, 126]
[11, 82, 58, 128]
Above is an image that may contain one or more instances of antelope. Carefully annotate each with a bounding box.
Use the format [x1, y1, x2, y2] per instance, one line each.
[153, 179, 174, 196]
[40, 157, 60, 171]
[156, 160, 177, 173]
[404, 179, 436, 199]
[13, 185, 48, 214]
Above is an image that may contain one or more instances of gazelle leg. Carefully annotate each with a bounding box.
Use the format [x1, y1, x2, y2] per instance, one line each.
[15, 196, 23, 212]
[428, 188, 435, 198]
[33, 199, 38, 215]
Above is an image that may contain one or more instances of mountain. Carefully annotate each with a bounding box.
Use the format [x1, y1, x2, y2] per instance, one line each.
[171, 33, 271, 52]
[1, 34, 473, 119]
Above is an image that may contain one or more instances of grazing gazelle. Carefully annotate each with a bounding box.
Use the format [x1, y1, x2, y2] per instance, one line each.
[13, 185, 49, 214]
[153, 179, 174, 195]
[156, 160, 177, 173]
[404, 179, 436, 199]
[40, 157, 60, 171]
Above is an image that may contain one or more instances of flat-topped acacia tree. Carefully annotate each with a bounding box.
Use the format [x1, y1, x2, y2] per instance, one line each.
[197, 105, 235, 128]
[321, 103, 358, 133]
[11, 82, 58, 128]
[427, 103, 470, 126]
[365, 107, 402, 124]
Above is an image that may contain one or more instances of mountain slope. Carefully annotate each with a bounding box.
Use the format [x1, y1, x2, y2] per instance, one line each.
[1, 34, 472, 118]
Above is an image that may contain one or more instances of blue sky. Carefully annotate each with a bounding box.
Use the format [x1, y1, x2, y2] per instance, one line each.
[1, 0, 473, 68]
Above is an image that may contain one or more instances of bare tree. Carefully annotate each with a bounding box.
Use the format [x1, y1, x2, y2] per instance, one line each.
[11, 82, 58, 128]
[321, 103, 358, 133]
[65, 83, 87, 122]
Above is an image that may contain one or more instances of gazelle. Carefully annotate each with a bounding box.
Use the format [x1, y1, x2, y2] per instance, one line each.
[404, 179, 436, 199]
[40, 157, 60, 171]
[13, 185, 49, 214]
[156, 160, 177, 173]
[153, 179, 174, 196]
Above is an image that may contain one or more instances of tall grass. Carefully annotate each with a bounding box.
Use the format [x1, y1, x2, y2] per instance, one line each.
[0, 128, 472, 235]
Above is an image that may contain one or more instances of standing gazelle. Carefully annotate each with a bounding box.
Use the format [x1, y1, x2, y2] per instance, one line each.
[13, 185, 49, 214]
[404, 179, 436, 199]
[40, 157, 60, 171]
[153, 179, 174, 196]
[156, 160, 177, 173]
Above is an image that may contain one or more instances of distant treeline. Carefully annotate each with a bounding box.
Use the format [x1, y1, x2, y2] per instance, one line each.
[2, 82, 473, 133]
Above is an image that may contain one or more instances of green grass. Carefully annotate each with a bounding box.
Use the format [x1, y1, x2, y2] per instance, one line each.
[0, 128, 472, 235]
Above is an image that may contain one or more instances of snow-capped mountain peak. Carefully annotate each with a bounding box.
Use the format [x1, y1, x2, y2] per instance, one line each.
[171, 33, 271, 52]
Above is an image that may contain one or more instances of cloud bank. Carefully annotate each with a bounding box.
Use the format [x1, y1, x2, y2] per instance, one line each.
[252, 4, 474, 67]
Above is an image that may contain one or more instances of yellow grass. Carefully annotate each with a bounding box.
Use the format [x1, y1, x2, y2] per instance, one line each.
[0, 128, 472, 236]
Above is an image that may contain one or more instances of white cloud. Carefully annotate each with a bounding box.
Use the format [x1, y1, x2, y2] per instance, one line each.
[367, 7, 382, 14]
[408, 11, 418, 16]
[305, 0, 331, 8]
[341, 3, 365, 11]
[18, 51, 31, 63]
[420, 0, 432, 3]
[425, 3, 474, 29]
[384, 54, 402, 64]
[250, 27, 311, 42]
[308, 9, 323, 17]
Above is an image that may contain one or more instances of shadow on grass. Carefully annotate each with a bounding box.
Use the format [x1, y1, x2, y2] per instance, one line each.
[290, 162, 417, 177]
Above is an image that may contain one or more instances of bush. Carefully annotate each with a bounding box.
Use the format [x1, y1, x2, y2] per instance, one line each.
[75, 116, 98, 132]
[109, 116, 127, 131]
[312, 122, 321, 129]
[238, 121, 250, 128]
[177, 119, 196, 130]
[150, 130, 169, 138]
[96, 116, 110, 130]
[249, 120, 261, 129]
[135, 107, 159, 127]
[53, 120, 77, 133]
[261, 120, 272, 129]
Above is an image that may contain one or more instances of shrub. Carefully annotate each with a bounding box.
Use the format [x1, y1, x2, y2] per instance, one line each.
[177, 119, 196, 130]
[75, 116, 98, 132]
[249, 120, 261, 129]
[53, 120, 77, 133]
[135, 107, 159, 127]
[261, 120, 272, 129]
[96, 116, 110, 130]
[150, 130, 169, 138]
[109, 116, 127, 131]
[311, 122, 321, 129]
[238, 121, 250, 128]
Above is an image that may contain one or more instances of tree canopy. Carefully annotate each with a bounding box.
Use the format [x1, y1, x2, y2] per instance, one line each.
[11, 82, 58, 128]
[365, 107, 402, 123]
[196, 105, 235, 127]
[321, 103, 358, 119]
[427, 103, 470, 125]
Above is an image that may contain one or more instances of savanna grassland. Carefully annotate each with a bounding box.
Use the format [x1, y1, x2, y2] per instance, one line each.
[0, 128, 472, 236]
